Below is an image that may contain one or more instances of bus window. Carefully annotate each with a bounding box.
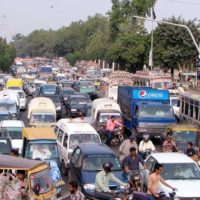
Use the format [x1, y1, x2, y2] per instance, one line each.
[181, 101, 184, 113]
[185, 103, 188, 115]
[190, 104, 193, 118]
[195, 107, 199, 120]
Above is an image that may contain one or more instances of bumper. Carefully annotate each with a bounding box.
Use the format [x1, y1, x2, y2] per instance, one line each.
[69, 111, 82, 117]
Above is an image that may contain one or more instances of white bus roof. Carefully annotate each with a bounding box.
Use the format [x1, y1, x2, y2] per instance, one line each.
[56, 119, 98, 135]
[0, 120, 24, 128]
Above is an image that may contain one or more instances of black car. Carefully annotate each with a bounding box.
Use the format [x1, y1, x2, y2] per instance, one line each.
[69, 143, 127, 198]
[61, 87, 75, 105]
[44, 95, 62, 119]
[65, 95, 88, 117]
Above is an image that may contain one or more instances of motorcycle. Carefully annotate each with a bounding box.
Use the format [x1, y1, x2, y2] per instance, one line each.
[131, 191, 177, 200]
[129, 170, 143, 192]
[100, 126, 124, 146]
[140, 149, 154, 160]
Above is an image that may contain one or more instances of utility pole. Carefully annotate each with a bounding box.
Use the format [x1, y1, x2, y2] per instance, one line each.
[133, 15, 200, 85]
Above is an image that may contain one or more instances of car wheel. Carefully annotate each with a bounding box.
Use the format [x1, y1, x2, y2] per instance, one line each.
[61, 161, 68, 176]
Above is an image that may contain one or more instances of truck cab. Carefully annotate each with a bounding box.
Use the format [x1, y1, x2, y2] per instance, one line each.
[118, 86, 176, 140]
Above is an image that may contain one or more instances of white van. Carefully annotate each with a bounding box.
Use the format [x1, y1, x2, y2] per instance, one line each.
[0, 89, 20, 108]
[0, 120, 24, 154]
[54, 119, 101, 175]
[28, 97, 56, 127]
[8, 89, 27, 110]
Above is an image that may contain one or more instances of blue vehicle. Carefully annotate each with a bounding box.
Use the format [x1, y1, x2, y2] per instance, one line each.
[118, 86, 176, 140]
[69, 143, 127, 198]
[0, 98, 19, 119]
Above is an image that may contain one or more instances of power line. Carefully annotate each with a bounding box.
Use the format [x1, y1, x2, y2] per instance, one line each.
[161, 0, 200, 6]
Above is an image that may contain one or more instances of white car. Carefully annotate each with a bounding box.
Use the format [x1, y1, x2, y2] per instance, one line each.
[13, 89, 27, 110]
[0, 120, 24, 154]
[54, 119, 101, 175]
[143, 153, 200, 198]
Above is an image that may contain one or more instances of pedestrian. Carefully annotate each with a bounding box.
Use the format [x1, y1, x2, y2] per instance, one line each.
[147, 163, 176, 199]
[118, 135, 138, 162]
[59, 181, 85, 200]
[95, 162, 127, 200]
[163, 133, 177, 152]
[105, 115, 122, 146]
[186, 142, 198, 161]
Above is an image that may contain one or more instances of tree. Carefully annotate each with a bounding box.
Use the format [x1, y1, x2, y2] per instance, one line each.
[0, 38, 16, 72]
[153, 17, 200, 70]
[106, 31, 149, 71]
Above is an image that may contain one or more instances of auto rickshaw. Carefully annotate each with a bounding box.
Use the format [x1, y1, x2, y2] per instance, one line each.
[164, 124, 200, 155]
[21, 127, 64, 196]
[0, 154, 57, 200]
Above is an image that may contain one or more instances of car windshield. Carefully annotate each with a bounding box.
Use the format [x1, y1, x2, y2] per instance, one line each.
[99, 113, 122, 123]
[69, 134, 100, 149]
[63, 90, 74, 96]
[71, 98, 87, 105]
[82, 155, 121, 171]
[139, 105, 174, 118]
[6, 127, 22, 139]
[0, 139, 11, 153]
[173, 131, 196, 143]
[80, 81, 93, 87]
[30, 113, 55, 123]
[48, 96, 60, 103]
[27, 143, 59, 160]
[162, 163, 200, 180]
[41, 86, 58, 95]
[18, 91, 25, 98]
[0, 103, 15, 112]
[0, 114, 11, 120]
[30, 168, 53, 194]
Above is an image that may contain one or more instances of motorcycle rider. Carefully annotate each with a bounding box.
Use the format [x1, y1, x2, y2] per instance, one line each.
[123, 147, 147, 187]
[139, 133, 156, 159]
[95, 162, 127, 200]
[147, 163, 176, 199]
[119, 135, 138, 162]
[105, 115, 123, 146]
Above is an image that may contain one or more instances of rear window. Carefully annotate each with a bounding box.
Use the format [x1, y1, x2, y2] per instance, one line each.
[18, 92, 25, 98]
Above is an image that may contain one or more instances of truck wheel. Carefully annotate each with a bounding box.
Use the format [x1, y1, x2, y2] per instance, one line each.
[61, 161, 68, 176]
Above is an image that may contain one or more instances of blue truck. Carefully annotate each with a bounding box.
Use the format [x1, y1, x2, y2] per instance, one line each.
[118, 86, 177, 140]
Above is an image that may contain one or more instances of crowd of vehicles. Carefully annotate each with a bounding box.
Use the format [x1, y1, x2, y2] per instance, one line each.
[0, 64, 199, 199]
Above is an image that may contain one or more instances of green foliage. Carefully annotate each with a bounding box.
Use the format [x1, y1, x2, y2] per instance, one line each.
[153, 17, 200, 70]
[106, 31, 149, 71]
[0, 38, 16, 72]
[11, 1, 154, 69]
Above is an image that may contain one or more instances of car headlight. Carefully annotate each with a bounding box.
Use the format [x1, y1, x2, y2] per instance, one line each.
[120, 185, 125, 190]
[71, 109, 77, 112]
[83, 184, 95, 190]
[56, 106, 61, 110]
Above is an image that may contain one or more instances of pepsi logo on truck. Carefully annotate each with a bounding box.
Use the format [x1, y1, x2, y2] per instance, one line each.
[133, 89, 169, 101]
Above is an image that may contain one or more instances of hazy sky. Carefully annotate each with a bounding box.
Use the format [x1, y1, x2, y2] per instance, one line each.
[0, 0, 200, 41]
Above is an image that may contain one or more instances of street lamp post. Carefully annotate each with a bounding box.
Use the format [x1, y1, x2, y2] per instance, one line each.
[133, 15, 200, 84]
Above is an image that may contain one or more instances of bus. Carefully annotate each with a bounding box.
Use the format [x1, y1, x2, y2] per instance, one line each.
[132, 70, 172, 89]
[179, 88, 200, 126]
[76, 80, 95, 94]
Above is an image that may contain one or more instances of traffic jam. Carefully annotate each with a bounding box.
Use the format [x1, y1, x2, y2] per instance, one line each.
[0, 57, 199, 200]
